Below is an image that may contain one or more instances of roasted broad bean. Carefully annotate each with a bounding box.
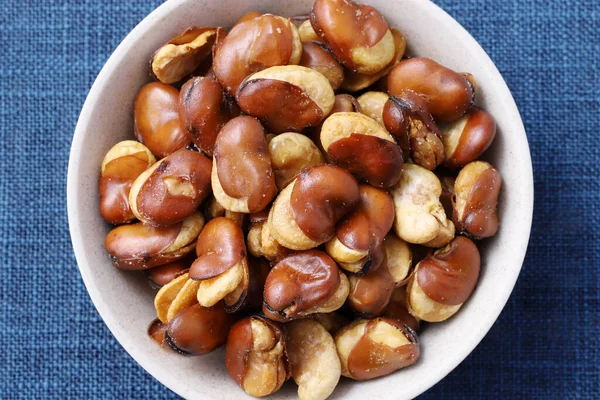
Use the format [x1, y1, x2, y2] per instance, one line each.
[226, 316, 290, 397]
[268, 164, 359, 250]
[213, 14, 302, 95]
[320, 112, 403, 188]
[387, 57, 476, 122]
[134, 82, 190, 158]
[151, 27, 217, 84]
[453, 161, 501, 239]
[441, 106, 497, 169]
[335, 318, 420, 380]
[263, 250, 350, 321]
[311, 0, 395, 74]
[407, 236, 480, 322]
[212, 116, 277, 213]
[236, 65, 335, 133]
[99, 141, 155, 225]
[104, 212, 204, 270]
[129, 148, 212, 226]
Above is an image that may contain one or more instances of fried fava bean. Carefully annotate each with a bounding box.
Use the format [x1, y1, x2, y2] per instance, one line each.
[190, 217, 249, 309]
[320, 112, 403, 188]
[325, 185, 394, 275]
[286, 319, 341, 400]
[383, 90, 444, 170]
[178, 77, 240, 156]
[310, 0, 395, 74]
[357, 91, 388, 127]
[213, 14, 302, 95]
[247, 221, 291, 262]
[346, 234, 411, 316]
[268, 165, 359, 250]
[407, 236, 480, 322]
[154, 272, 216, 323]
[236, 65, 335, 133]
[341, 28, 406, 92]
[166, 302, 233, 355]
[299, 41, 344, 91]
[263, 250, 350, 321]
[441, 106, 497, 169]
[151, 27, 217, 84]
[268, 132, 324, 190]
[99, 141, 155, 225]
[298, 20, 319, 42]
[134, 82, 190, 158]
[390, 164, 455, 247]
[226, 316, 290, 397]
[145, 258, 190, 289]
[212, 116, 277, 213]
[387, 58, 476, 122]
[129, 149, 212, 226]
[382, 286, 420, 333]
[104, 212, 204, 270]
[335, 318, 420, 380]
[453, 161, 501, 239]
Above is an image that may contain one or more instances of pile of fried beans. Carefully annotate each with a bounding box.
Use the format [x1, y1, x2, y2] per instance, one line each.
[98, 0, 501, 398]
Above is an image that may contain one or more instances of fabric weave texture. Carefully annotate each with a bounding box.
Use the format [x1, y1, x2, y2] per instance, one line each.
[0, 0, 598, 398]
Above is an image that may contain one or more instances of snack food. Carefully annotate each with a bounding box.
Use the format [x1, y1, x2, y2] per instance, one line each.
[98, 0, 502, 397]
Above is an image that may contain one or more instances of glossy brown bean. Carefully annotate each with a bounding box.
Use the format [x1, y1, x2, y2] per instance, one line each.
[212, 116, 277, 213]
[104, 212, 204, 270]
[387, 58, 475, 122]
[190, 217, 248, 308]
[236, 65, 335, 133]
[326, 185, 394, 275]
[134, 82, 190, 158]
[129, 148, 212, 226]
[213, 14, 302, 95]
[263, 250, 350, 321]
[99, 141, 155, 225]
[166, 303, 233, 355]
[407, 236, 480, 322]
[310, 0, 395, 74]
[453, 161, 501, 239]
[441, 106, 497, 169]
[291, 165, 359, 243]
[383, 90, 444, 170]
[320, 112, 403, 188]
[178, 77, 240, 156]
[335, 318, 420, 380]
[299, 41, 344, 90]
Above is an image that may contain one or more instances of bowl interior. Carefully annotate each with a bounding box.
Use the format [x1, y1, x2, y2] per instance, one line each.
[67, 0, 533, 398]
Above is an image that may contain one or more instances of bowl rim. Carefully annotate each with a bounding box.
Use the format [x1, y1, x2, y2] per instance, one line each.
[67, 0, 534, 398]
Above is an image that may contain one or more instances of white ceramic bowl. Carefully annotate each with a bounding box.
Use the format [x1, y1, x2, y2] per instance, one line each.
[67, 0, 533, 398]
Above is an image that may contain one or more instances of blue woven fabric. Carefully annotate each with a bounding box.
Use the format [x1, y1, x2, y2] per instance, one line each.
[0, 0, 598, 398]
